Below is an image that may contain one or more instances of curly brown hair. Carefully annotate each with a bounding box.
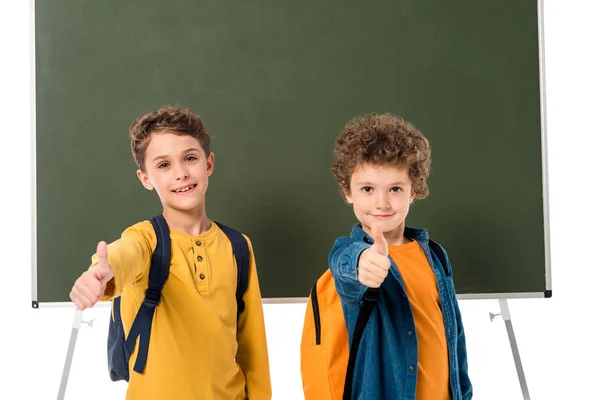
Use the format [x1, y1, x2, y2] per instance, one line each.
[129, 105, 210, 171]
[331, 113, 431, 200]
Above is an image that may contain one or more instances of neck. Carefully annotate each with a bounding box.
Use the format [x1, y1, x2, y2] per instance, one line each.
[162, 205, 211, 236]
[368, 221, 409, 246]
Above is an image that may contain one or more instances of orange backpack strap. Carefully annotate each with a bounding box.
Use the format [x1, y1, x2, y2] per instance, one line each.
[343, 287, 380, 400]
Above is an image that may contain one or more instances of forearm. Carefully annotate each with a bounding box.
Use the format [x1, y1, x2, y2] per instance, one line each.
[328, 237, 370, 307]
[93, 228, 152, 300]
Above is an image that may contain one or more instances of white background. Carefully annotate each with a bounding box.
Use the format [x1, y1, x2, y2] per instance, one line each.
[1, 1, 599, 399]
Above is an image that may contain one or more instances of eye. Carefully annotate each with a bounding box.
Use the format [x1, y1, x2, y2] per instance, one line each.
[361, 186, 373, 193]
[185, 155, 198, 162]
[391, 186, 402, 193]
[158, 162, 169, 169]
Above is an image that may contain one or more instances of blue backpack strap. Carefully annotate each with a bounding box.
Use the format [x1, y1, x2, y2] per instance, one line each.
[214, 222, 250, 317]
[429, 239, 451, 277]
[343, 287, 379, 400]
[125, 214, 171, 374]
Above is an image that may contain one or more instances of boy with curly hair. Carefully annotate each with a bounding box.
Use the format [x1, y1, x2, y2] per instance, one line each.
[329, 114, 472, 399]
[69, 105, 271, 400]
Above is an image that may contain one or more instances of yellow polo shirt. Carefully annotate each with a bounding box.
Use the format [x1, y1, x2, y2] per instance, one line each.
[389, 240, 451, 400]
[94, 220, 271, 400]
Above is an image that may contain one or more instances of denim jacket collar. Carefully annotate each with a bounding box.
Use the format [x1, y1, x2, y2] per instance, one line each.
[350, 223, 430, 244]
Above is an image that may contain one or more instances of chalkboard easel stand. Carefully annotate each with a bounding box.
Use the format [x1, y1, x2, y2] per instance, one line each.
[489, 299, 531, 400]
[57, 308, 93, 400]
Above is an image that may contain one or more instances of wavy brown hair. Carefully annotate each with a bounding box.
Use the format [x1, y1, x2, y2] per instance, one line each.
[129, 105, 210, 171]
[331, 113, 431, 200]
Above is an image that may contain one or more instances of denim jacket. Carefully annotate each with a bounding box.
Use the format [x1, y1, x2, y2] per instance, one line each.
[328, 224, 472, 400]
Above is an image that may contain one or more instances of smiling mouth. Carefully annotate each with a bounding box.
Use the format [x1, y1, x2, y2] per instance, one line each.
[172, 184, 197, 193]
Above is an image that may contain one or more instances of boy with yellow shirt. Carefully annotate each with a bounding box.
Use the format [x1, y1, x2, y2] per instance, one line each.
[69, 105, 271, 400]
[328, 114, 472, 399]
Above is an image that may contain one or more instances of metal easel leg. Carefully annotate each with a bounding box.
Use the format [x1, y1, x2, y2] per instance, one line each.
[498, 299, 531, 400]
[57, 308, 83, 400]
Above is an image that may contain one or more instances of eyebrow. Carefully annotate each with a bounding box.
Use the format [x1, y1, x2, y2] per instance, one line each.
[152, 148, 201, 163]
[355, 181, 409, 186]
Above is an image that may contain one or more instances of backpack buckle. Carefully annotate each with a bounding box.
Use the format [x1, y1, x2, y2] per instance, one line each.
[143, 288, 161, 308]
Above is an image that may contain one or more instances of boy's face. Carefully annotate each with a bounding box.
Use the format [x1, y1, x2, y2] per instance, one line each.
[345, 163, 415, 238]
[136, 131, 214, 214]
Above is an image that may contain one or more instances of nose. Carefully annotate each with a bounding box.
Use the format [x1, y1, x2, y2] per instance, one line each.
[374, 191, 390, 209]
[173, 162, 189, 180]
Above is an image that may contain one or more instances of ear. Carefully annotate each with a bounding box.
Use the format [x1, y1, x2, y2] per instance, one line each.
[410, 190, 416, 203]
[137, 169, 154, 191]
[206, 152, 215, 177]
[344, 190, 353, 204]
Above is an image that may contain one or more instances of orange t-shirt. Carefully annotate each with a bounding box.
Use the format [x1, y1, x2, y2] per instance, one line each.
[388, 239, 451, 400]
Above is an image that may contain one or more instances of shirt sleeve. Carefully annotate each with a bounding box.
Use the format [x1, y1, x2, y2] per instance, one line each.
[235, 235, 272, 400]
[453, 292, 473, 399]
[89, 222, 155, 301]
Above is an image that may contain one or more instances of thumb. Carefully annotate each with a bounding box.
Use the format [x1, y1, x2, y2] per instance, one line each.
[371, 225, 388, 256]
[95, 241, 113, 283]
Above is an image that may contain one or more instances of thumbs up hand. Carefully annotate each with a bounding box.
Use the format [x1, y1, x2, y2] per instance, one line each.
[371, 224, 389, 257]
[69, 241, 115, 310]
[94, 241, 114, 285]
[358, 225, 391, 288]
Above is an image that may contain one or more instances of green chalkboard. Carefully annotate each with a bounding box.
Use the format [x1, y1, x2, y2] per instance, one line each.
[33, 0, 550, 305]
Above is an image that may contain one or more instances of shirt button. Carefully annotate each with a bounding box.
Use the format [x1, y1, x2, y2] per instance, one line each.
[408, 365, 416, 372]
[408, 330, 414, 336]
[195, 240, 201, 246]
[199, 273, 205, 280]
[197, 255, 203, 262]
